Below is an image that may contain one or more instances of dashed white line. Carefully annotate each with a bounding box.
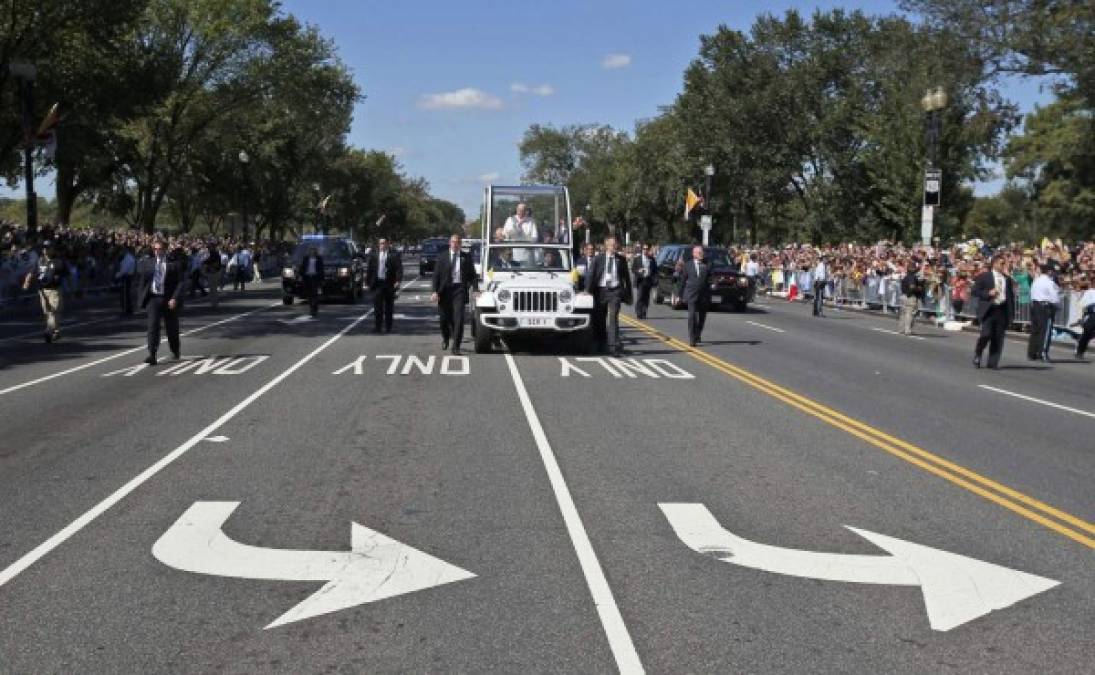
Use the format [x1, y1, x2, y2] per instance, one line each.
[870, 327, 927, 341]
[746, 320, 785, 333]
[503, 354, 644, 673]
[0, 276, 420, 590]
[0, 302, 281, 396]
[978, 385, 1095, 420]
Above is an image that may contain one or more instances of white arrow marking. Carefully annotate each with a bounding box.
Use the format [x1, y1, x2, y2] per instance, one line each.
[278, 315, 316, 325]
[152, 502, 475, 629]
[660, 503, 1058, 631]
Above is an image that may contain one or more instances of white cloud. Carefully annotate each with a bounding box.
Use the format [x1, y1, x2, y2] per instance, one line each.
[511, 82, 556, 96]
[602, 53, 632, 69]
[419, 88, 504, 110]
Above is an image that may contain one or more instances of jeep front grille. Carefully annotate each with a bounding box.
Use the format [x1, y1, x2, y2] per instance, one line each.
[513, 290, 558, 313]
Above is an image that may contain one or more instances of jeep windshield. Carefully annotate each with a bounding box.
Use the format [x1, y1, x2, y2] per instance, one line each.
[489, 186, 571, 246]
[486, 246, 571, 272]
[291, 240, 353, 263]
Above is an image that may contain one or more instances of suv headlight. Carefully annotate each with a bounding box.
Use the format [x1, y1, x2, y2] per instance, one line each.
[559, 289, 573, 304]
[497, 289, 511, 302]
[338, 267, 350, 278]
[282, 267, 295, 278]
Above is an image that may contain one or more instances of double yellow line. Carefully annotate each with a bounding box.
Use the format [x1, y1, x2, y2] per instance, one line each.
[621, 314, 1095, 549]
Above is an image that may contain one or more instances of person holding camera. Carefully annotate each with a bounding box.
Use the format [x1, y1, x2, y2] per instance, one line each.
[899, 259, 927, 335]
[22, 240, 68, 343]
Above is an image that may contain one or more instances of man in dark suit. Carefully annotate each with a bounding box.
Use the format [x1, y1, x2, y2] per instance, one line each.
[582, 236, 632, 356]
[298, 245, 324, 317]
[366, 238, 403, 332]
[971, 255, 1016, 369]
[431, 234, 477, 355]
[680, 244, 711, 346]
[140, 237, 186, 365]
[630, 242, 657, 319]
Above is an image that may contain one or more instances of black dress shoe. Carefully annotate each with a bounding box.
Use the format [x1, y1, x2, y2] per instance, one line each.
[43, 332, 52, 344]
[689, 338, 697, 347]
[451, 347, 462, 356]
[442, 339, 449, 350]
[171, 350, 181, 360]
[145, 355, 157, 366]
[972, 355, 981, 368]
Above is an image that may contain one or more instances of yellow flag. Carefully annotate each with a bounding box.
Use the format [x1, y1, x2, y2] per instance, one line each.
[685, 188, 702, 219]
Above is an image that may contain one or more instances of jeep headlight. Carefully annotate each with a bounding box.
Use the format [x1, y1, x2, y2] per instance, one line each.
[497, 289, 511, 302]
[559, 289, 573, 304]
[282, 267, 295, 278]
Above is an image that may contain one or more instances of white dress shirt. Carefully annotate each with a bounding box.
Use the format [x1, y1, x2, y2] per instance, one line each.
[600, 255, 619, 288]
[1030, 274, 1059, 304]
[152, 256, 166, 295]
[378, 251, 387, 279]
[450, 250, 461, 283]
[992, 271, 1007, 305]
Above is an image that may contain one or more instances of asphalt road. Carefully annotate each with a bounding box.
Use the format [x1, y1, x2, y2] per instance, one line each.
[0, 274, 1091, 673]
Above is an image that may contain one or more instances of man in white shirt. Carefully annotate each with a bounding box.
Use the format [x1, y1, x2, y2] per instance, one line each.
[115, 245, 136, 315]
[502, 203, 539, 243]
[1027, 263, 1060, 361]
[812, 256, 828, 317]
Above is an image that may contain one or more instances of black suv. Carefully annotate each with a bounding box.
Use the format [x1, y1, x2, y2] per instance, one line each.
[653, 244, 753, 311]
[281, 237, 366, 304]
[418, 237, 448, 276]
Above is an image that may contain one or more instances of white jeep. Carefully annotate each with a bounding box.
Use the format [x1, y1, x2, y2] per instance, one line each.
[471, 185, 595, 353]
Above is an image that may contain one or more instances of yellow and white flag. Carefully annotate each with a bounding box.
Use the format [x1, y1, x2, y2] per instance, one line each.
[685, 188, 702, 219]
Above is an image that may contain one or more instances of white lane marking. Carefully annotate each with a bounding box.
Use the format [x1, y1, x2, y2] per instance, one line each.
[978, 385, 1095, 420]
[660, 503, 1058, 632]
[870, 327, 927, 341]
[0, 302, 280, 396]
[0, 277, 418, 589]
[0, 316, 117, 343]
[153, 501, 475, 629]
[204, 436, 230, 443]
[503, 354, 643, 673]
[746, 320, 785, 333]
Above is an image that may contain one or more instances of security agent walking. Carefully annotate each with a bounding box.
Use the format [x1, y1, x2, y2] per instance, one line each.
[140, 238, 186, 365]
[630, 242, 657, 319]
[812, 255, 828, 317]
[298, 245, 324, 317]
[972, 255, 1015, 369]
[22, 240, 68, 343]
[431, 234, 477, 355]
[680, 245, 711, 346]
[366, 238, 403, 332]
[582, 236, 632, 356]
[1027, 264, 1060, 361]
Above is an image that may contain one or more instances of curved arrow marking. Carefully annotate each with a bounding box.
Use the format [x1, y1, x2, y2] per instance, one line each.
[660, 503, 1059, 631]
[153, 502, 475, 629]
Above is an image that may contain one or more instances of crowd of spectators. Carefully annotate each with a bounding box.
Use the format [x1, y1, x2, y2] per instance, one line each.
[1, 221, 292, 309]
[729, 239, 1093, 323]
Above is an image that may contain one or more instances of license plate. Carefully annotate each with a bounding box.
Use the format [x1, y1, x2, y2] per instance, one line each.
[519, 316, 551, 327]
[710, 295, 722, 304]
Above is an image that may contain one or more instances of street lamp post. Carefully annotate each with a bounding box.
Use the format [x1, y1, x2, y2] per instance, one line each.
[9, 62, 38, 236]
[584, 203, 591, 245]
[702, 164, 715, 246]
[238, 150, 250, 242]
[920, 87, 947, 247]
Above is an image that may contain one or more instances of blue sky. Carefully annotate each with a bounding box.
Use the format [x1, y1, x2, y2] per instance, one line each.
[8, 0, 1057, 218]
[281, 0, 1054, 219]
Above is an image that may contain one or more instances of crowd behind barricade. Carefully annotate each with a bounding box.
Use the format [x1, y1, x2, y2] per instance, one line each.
[723, 239, 1094, 338]
[1, 221, 292, 314]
